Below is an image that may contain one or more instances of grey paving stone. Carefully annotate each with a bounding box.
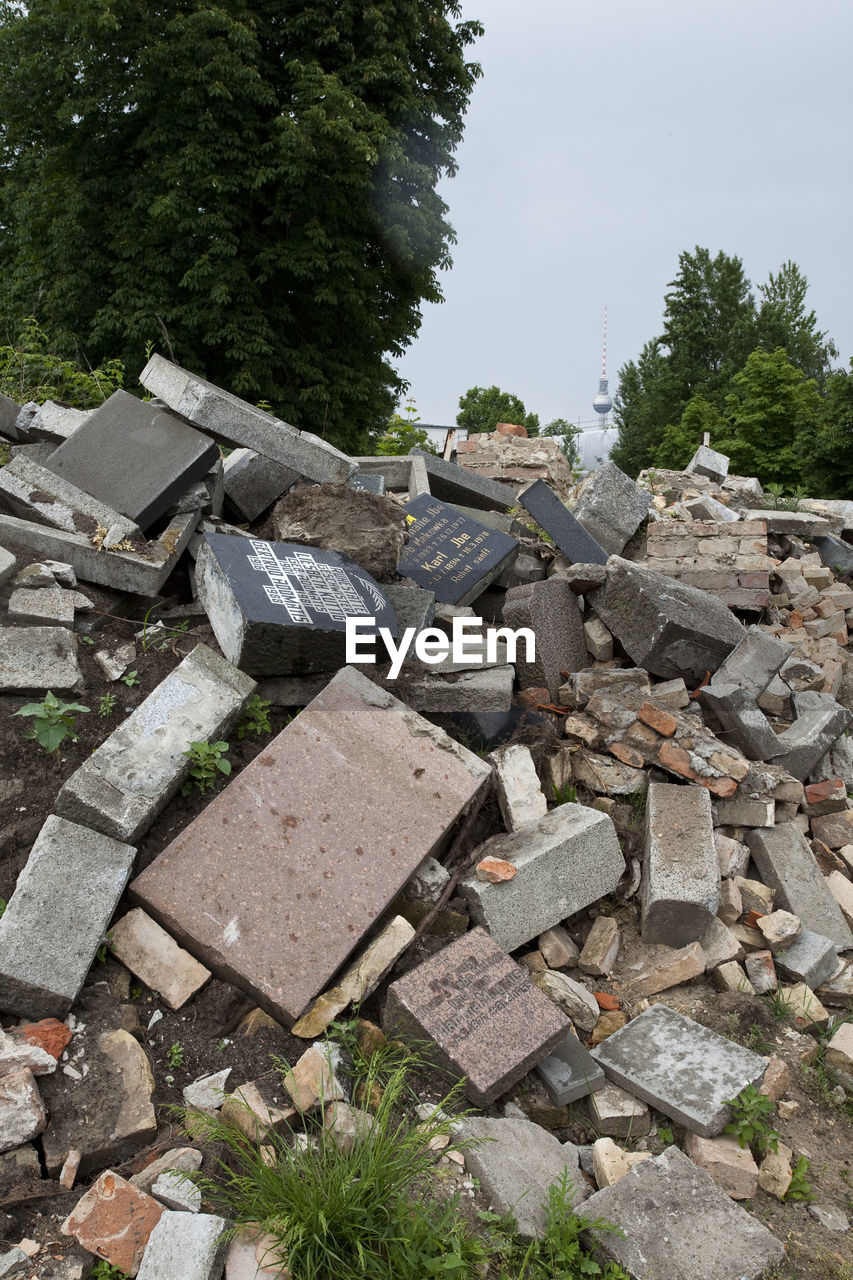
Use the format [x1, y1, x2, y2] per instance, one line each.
[457, 1117, 589, 1238]
[583, 1145, 785, 1280]
[774, 930, 839, 989]
[136, 1210, 229, 1280]
[0, 816, 136, 1018]
[536, 1032, 605, 1104]
[769, 695, 853, 781]
[572, 460, 651, 557]
[141, 353, 354, 484]
[0, 625, 80, 692]
[459, 804, 624, 951]
[699, 681, 785, 761]
[222, 446, 298, 521]
[642, 782, 719, 946]
[519, 479, 608, 565]
[746, 824, 853, 951]
[408, 447, 517, 511]
[687, 444, 729, 483]
[711, 625, 791, 699]
[55, 644, 255, 842]
[590, 556, 745, 683]
[7, 586, 91, 626]
[45, 390, 220, 533]
[591, 1004, 768, 1137]
[502, 577, 588, 700]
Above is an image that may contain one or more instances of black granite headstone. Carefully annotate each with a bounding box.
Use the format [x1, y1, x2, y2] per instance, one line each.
[409, 448, 517, 512]
[347, 471, 386, 496]
[397, 495, 519, 606]
[45, 389, 220, 532]
[519, 479, 608, 565]
[196, 533, 397, 675]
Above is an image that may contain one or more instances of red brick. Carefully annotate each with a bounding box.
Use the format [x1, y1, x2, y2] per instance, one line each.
[13, 1018, 72, 1061]
[62, 1171, 163, 1277]
[637, 702, 678, 737]
[609, 741, 644, 768]
[495, 422, 528, 437]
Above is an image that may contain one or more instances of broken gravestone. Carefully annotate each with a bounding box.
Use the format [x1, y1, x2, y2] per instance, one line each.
[131, 666, 491, 1025]
[195, 532, 397, 675]
[396, 495, 519, 605]
[519, 478, 608, 564]
[383, 927, 568, 1105]
[44, 389, 220, 533]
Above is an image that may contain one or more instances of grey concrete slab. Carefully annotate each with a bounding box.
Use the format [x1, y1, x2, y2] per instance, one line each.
[0, 454, 141, 543]
[457, 1117, 589, 1238]
[222, 446, 298, 521]
[55, 645, 255, 843]
[536, 1032, 606, 1104]
[591, 1004, 768, 1137]
[0, 547, 16, 586]
[350, 455, 430, 499]
[459, 804, 624, 951]
[502, 577, 588, 700]
[0, 509, 200, 594]
[45, 390, 220, 532]
[141, 353, 354, 484]
[572, 460, 651, 557]
[642, 783, 719, 947]
[770, 696, 853, 781]
[774, 930, 839, 989]
[0, 391, 21, 441]
[136, 1210, 229, 1280]
[0, 816, 136, 1018]
[409, 447, 517, 512]
[699, 681, 784, 761]
[746, 824, 853, 950]
[0, 625, 80, 692]
[711, 625, 791, 699]
[583, 1146, 785, 1280]
[590, 556, 746, 683]
[687, 444, 730, 483]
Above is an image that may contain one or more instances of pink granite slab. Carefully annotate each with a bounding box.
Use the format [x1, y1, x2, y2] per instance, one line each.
[383, 927, 569, 1105]
[130, 666, 490, 1024]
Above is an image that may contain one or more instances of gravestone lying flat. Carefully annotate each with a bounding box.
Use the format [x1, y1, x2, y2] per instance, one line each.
[396, 495, 519, 605]
[131, 666, 491, 1026]
[383, 927, 568, 1105]
[591, 1004, 768, 1137]
[519, 479, 608, 565]
[196, 533, 397, 675]
[44, 390, 220, 533]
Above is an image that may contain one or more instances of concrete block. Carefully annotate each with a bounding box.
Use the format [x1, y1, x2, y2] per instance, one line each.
[629, 941, 706, 998]
[459, 804, 624, 952]
[587, 1080, 651, 1138]
[591, 1004, 768, 1137]
[0, 1069, 47, 1152]
[712, 624, 790, 698]
[770, 695, 853, 780]
[583, 616, 613, 661]
[0, 546, 17, 586]
[683, 1131, 758, 1200]
[489, 744, 547, 831]
[0, 817, 135, 1019]
[535, 1032, 605, 1104]
[222, 447, 297, 521]
[642, 783, 719, 946]
[141, 354, 354, 484]
[7, 585, 92, 626]
[687, 444, 729, 482]
[590, 556, 745, 683]
[458, 1117, 589, 1238]
[0, 454, 141, 543]
[578, 916, 620, 976]
[55, 644, 255, 843]
[774, 930, 839, 989]
[151, 1168, 202, 1213]
[531, 969, 600, 1032]
[573, 461, 651, 557]
[0, 625, 80, 692]
[502, 578, 588, 700]
[746, 824, 853, 950]
[699, 681, 784, 761]
[136, 1210, 229, 1280]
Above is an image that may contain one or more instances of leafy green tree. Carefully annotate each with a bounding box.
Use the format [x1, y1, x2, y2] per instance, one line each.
[0, 1, 483, 453]
[372, 397, 437, 455]
[456, 385, 539, 436]
[0, 318, 124, 408]
[806, 361, 853, 497]
[716, 347, 822, 489]
[653, 395, 730, 471]
[756, 260, 837, 387]
[541, 417, 581, 469]
[610, 340, 673, 476]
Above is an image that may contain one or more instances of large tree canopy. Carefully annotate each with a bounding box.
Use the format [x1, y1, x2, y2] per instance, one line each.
[0, 0, 482, 452]
[456, 385, 539, 436]
[610, 246, 843, 486]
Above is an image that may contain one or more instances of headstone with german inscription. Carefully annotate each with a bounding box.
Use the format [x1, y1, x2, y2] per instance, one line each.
[383, 927, 569, 1104]
[195, 533, 397, 675]
[397, 495, 519, 606]
[131, 666, 491, 1026]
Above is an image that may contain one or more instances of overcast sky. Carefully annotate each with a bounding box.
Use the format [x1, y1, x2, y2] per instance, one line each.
[394, 0, 853, 432]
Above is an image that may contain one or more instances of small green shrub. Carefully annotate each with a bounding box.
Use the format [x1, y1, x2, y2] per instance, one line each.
[13, 691, 90, 755]
[91, 1262, 131, 1280]
[784, 1155, 814, 1202]
[98, 692, 116, 717]
[723, 1084, 780, 1156]
[552, 779, 578, 806]
[120, 669, 140, 688]
[237, 694, 272, 740]
[181, 740, 231, 796]
[0, 317, 124, 407]
[165, 1042, 185, 1070]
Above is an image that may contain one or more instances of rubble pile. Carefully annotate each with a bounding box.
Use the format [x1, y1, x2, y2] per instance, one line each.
[0, 365, 852, 1278]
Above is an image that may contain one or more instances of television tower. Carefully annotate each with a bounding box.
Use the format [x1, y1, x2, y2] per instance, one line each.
[592, 308, 613, 427]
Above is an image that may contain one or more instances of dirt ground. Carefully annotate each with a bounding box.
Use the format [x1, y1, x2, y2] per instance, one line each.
[1, 546, 852, 1279]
